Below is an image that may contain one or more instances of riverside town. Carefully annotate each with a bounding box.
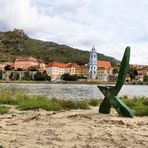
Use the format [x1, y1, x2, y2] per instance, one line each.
[0, 46, 148, 83]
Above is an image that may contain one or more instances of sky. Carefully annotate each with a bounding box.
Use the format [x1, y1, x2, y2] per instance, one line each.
[0, 0, 148, 65]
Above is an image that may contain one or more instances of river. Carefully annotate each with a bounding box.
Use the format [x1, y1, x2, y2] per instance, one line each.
[0, 83, 148, 99]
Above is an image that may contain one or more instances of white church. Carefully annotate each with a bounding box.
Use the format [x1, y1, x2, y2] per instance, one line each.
[88, 46, 98, 79]
[88, 46, 113, 81]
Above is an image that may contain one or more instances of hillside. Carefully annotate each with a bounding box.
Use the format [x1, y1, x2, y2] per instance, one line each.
[0, 29, 119, 65]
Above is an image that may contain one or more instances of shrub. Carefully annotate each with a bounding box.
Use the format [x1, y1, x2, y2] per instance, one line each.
[0, 89, 17, 105]
[87, 99, 101, 106]
[76, 100, 89, 109]
[34, 71, 51, 81]
[51, 98, 89, 110]
[133, 105, 148, 116]
[14, 72, 20, 80]
[55, 99, 78, 109]
[17, 96, 62, 111]
[61, 73, 78, 81]
[34, 71, 42, 80]
[123, 97, 148, 116]
[23, 71, 31, 80]
[143, 75, 148, 82]
[0, 106, 9, 114]
[4, 65, 12, 71]
[0, 70, 2, 80]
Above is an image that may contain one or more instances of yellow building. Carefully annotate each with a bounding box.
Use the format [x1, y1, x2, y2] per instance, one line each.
[75, 65, 88, 77]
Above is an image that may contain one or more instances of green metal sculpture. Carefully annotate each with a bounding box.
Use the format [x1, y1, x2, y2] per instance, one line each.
[98, 47, 134, 117]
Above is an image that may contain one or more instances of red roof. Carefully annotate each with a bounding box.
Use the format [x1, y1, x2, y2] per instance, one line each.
[47, 62, 79, 68]
[97, 60, 111, 68]
[143, 66, 148, 70]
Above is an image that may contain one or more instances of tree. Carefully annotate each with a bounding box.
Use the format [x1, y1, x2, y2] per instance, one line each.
[28, 66, 38, 71]
[0, 71, 2, 80]
[14, 73, 20, 80]
[42, 71, 48, 80]
[46, 75, 51, 81]
[42, 71, 51, 81]
[9, 72, 20, 80]
[4, 65, 12, 71]
[34, 71, 42, 80]
[143, 75, 148, 82]
[129, 73, 136, 80]
[9, 72, 15, 80]
[61, 73, 71, 81]
[112, 67, 119, 74]
[128, 68, 138, 80]
[34, 71, 51, 81]
[61, 73, 78, 81]
[70, 74, 78, 81]
[23, 71, 31, 80]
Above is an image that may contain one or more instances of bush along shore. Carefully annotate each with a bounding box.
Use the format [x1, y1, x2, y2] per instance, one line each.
[0, 89, 147, 116]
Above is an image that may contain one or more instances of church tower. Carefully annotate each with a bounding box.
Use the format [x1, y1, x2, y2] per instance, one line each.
[88, 46, 98, 79]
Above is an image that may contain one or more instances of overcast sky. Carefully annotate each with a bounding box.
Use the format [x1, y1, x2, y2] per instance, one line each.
[0, 0, 148, 65]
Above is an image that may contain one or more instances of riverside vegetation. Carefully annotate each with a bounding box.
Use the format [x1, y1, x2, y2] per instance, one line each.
[0, 89, 147, 116]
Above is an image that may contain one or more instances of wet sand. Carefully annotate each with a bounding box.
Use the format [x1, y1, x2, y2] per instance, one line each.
[0, 106, 148, 148]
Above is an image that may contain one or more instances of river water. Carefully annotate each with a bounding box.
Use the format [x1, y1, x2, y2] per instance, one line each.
[0, 83, 148, 99]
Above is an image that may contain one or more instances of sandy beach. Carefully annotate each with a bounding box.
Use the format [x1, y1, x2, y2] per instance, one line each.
[0, 106, 148, 148]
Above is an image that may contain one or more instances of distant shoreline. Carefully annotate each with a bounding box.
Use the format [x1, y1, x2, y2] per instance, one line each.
[0, 80, 148, 85]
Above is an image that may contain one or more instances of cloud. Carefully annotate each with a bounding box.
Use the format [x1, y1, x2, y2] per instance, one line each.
[0, 0, 148, 65]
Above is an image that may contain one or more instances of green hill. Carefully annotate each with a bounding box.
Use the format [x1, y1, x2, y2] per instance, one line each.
[0, 29, 119, 65]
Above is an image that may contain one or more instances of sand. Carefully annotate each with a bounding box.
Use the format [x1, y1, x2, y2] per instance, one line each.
[0, 106, 148, 148]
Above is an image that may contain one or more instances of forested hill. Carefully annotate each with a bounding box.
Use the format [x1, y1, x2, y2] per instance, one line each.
[0, 29, 119, 65]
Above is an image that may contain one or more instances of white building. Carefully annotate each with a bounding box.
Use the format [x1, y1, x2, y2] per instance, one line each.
[88, 46, 98, 79]
[45, 62, 78, 80]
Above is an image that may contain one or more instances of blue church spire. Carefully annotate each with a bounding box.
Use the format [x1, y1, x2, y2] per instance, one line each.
[88, 46, 98, 79]
[92, 45, 95, 51]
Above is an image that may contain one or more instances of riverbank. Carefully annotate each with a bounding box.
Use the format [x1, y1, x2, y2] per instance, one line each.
[0, 80, 116, 85]
[0, 89, 148, 116]
[0, 106, 148, 148]
[0, 80, 148, 85]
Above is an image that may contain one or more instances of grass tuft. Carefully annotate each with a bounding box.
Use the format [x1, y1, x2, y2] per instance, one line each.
[51, 98, 89, 110]
[76, 100, 90, 109]
[123, 97, 148, 116]
[0, 106, 9, 114]
[0, 89, 17, 105]
[87, 99, 101, 106]
[17, 96, 62, 111]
